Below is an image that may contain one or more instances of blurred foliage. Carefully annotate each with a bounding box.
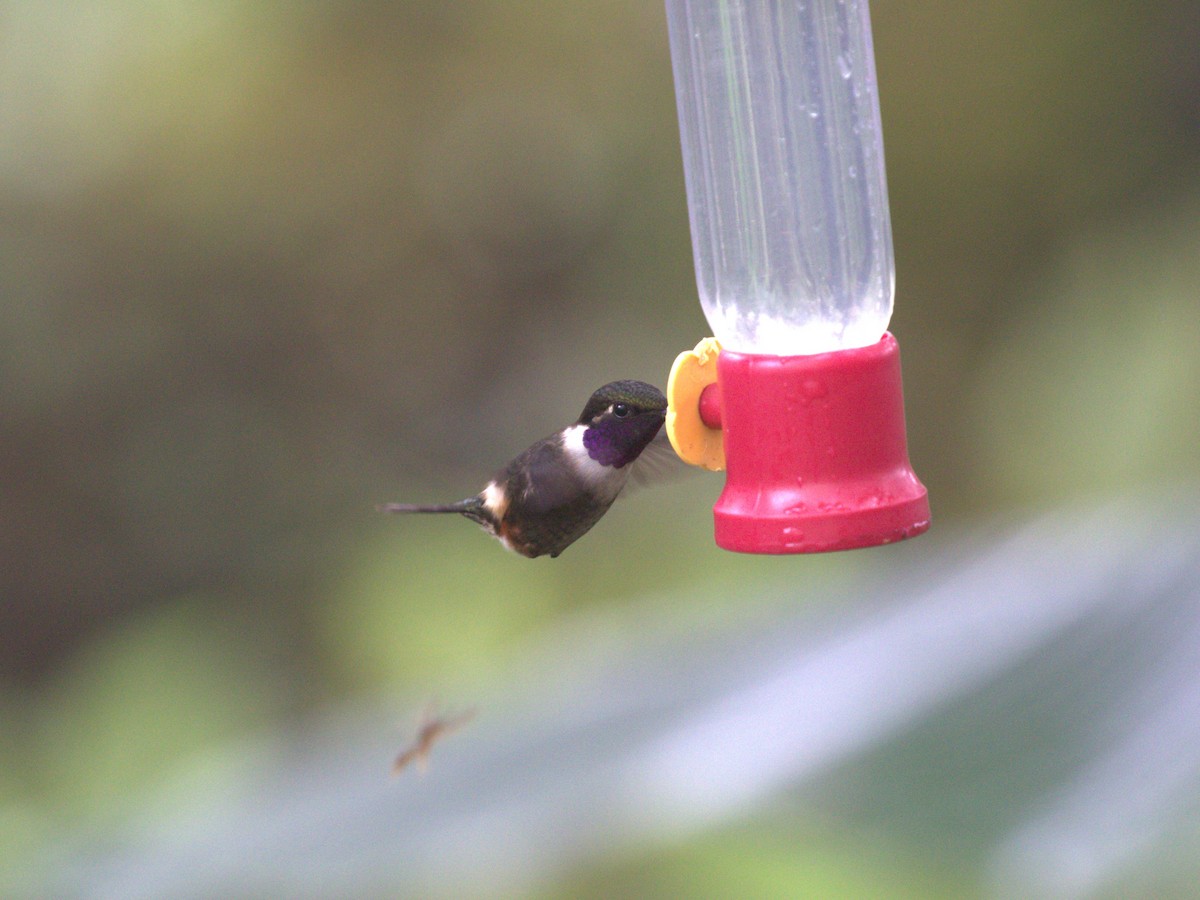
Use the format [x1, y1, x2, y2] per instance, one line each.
[557, 819, 968, 899]
[2, 0, 1199, 895]
[36, 597, 270, 811]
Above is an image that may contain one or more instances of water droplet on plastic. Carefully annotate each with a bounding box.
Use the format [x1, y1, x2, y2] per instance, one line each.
[781, 526, 806, 548]
[802, 378, 827, 399]
[837, 55, 852, 79]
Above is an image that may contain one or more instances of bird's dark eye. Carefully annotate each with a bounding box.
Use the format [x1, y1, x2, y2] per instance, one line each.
[612, 402, 631, 418]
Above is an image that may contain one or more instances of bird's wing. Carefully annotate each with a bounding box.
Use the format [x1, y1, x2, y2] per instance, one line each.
[626, 430, 693, 491]
[507, 439, 589, 516]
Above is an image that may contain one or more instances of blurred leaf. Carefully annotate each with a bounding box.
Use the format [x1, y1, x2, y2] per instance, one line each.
[558, 820, 966, 900]
[33, 595, 281, 820]
[968, 188, 1200, 509]
[318, 529, 567, 693]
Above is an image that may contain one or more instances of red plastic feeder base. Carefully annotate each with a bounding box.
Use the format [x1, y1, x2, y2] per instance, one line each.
[713, 332, 929, 554]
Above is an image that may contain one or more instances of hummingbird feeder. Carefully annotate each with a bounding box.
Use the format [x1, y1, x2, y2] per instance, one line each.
[663, 0, 929, 553]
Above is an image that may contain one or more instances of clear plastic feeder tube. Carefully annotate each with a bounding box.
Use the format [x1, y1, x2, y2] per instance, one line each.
[666, 0, 894, 355]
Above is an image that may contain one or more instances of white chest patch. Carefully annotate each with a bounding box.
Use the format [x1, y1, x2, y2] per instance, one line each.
[561, 424, 628, 501]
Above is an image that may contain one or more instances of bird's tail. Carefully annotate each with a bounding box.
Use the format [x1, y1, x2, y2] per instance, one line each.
[377, 497, 482, 515]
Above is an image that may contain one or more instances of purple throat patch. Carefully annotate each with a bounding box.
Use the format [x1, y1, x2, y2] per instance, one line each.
[582, 424, 628, 468]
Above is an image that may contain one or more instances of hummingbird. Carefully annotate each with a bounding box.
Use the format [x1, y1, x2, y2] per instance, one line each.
[380, 380, 668, 558]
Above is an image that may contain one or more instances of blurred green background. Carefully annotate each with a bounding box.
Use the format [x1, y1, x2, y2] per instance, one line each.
[2, 1, 1199, 896]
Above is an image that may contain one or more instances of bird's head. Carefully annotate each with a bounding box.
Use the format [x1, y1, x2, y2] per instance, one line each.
[576, 380, 668, 468]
